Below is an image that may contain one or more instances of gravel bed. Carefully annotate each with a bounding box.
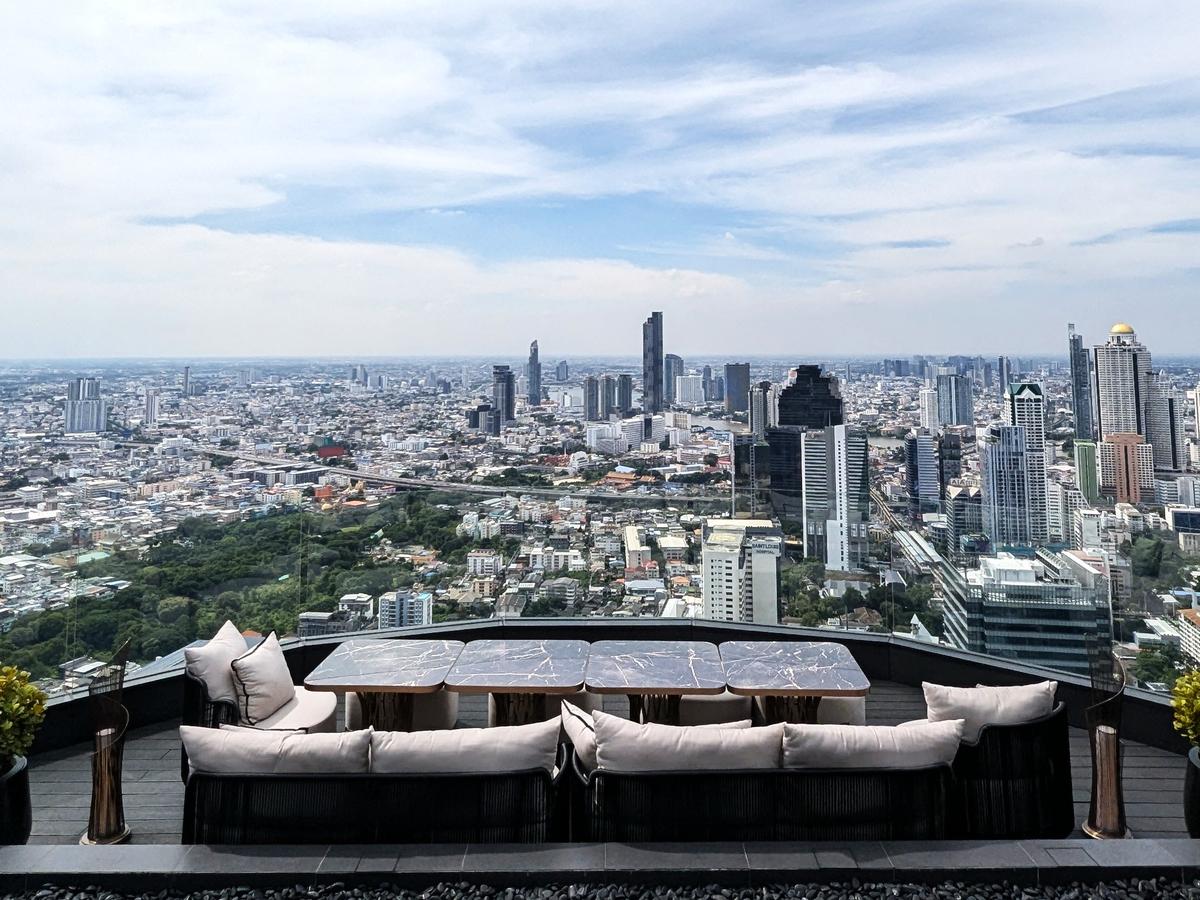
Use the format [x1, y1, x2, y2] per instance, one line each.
[10, 882, 1200, 900]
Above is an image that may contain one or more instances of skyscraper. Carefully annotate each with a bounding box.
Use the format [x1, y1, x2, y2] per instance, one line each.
[825, 424, 871, 572]
[143, 389, 160, 426]
[944, 484, 985, 566]
[939, 431, 964, 494]
[1092, 322, 1152, 440]
[641, 311, 664, 414]
[918, 386, 939, 433]
[527, 340, 541, 405]
[1067, 324, 1094, 439]
[616, 374, 633, 416]
[583, 376, 602, 421]
[997, 356, 1011, 397]
[491, 365, 515, 424]
[1147, 372, 1185, 471]
[1074, 440, 1100, 504]
[776, 365, 843, 428]
[600, 374, 617, 416]
[1003, 382, 1049, 543]
[664, 354, 684, 407]
[936, 373, 974, 427]
[702, 365, 713, 401]
[555, 360, 569, 381]
[748, 381, 778, 439]
[182, 365, 192, 397]
[1099, 433, 1155, 505]
[64, 377, 106, 434]
[724, 363, 751, 413]
[905, 430, 941, 520]
[979, 423, 1032, 547]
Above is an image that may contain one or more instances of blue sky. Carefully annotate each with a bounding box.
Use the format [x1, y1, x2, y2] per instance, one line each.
[1, 1, 1199, 357]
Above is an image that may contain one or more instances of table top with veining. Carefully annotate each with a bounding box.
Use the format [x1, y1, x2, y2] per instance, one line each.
[720, 640, 871, 696]
[443, 638, 590, 694]
[303, 638, 465, 694]
[584, 639, 726, 694]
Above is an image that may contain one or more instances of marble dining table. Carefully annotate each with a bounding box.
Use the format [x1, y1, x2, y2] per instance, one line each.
[584, 639, 726, 724]
[303, 638, 464, 731]
[719, 640, 870, 723]
[443, 638, 590, 726]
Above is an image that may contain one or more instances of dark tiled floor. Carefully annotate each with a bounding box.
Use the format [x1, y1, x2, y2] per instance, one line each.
[26, 681, 1187, 844]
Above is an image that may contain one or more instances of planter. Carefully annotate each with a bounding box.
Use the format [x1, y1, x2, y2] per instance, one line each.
[1187, 747, 1200, 838]
[0, 756, 32, 845]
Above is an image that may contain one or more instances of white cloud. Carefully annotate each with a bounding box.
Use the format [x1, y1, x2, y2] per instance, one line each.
[1, 1, 1199, 355]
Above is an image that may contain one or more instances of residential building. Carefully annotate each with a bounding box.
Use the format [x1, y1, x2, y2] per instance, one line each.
[583, 376, 602, 422]
[905, 430, 941, 519]
[616, 374, 633, 415]
[64, 377, 106, 434]
[1147, 373, 1185, 471]
[676, 374, 705, 406]
[700, 518, 783, 625]
[492, 365, 515, 424]
[378, 590, 433, 629]
[749, 381, 778, 438]
[1092, 322, 1152, 440]
[642, 311, 664, 414]
[1099, 433, 1155, 505]
[945, 484, 985, 566]
[979, 423, 1032, 547]
[918, 386, 939, 433]
[664, 354, 684, 407]
[527, 340, 541, 405]
[623, 525, 651, 570]
[936, 373, 974, 428]
[143, 389, 160, 426]
[1075, 440, 1100, 503]
[1003, 382, 1049, 542]
[1068, 323, 1094, 439]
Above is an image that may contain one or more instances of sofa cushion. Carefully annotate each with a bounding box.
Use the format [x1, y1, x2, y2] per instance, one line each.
[370, 718, 560, 774]
[231, 632, 296, 725]
[181, 724, 370, 774]
[592, 708, 781, 773]
[562, 701, 752, 771]
[923, 681, 1057, 742]
[783, 719, 964, 770]
[257, 687, 337, 733]
[183, 620, 245, 705]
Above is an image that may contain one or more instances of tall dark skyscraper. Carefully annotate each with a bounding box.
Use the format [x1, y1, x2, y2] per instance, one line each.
[527, 340, 541, 405]
[600, 374, 617, 416]
[616, 374, 633, 416]
[664, 354, 684, 407]
[936, 373, 974, 427]
[776, 365, 844, 428]
[702, 365, 713, 401]
[555, 360, 569, 381]
[996, 356, 1011, 398]
[642, 311, 664, 413]
[1067, 324, 1093, 439]
[724, 363, 751, 413]
[491, 365, 515, 424]
[583, 375, 602, 421]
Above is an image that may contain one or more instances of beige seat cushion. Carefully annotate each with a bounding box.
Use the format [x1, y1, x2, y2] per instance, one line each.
[783, 719, 964, 770]
[592, 708, 781, 772]
[257, 687, 337, 733]
[923, 681, 1057, 742]
[370, 718, 560, 774]
[345, 689, 459, 731]
[181, 724, 370, 774]
[230, 632, 296, 725]
[183, 620, 246, 705]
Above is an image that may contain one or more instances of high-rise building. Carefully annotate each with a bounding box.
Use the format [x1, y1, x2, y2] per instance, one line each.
[936, 373, 974, 427]
[748, 381, 778, 439]
[1074, 440, 1100, 503]
[664, 354, 684, 407]
[825, 424, 871, 572]
[905, 430, 941, 519]
[641, 311, 664, 413]
[616, 374, 633, 416]
[701, 365, 714, 401]
[143, 389, 160, 426]
[1099, 433, 1155, 505]
[491, 365, 515, 424]
[700, 518, 784, 625]
[1068, 324, 1094, 439]
[944, 484, 985, 566]
[676, 375, 706, 406]
[600, 374, 617, 416]
[182, 365, 192, 397]
[583, 376, 602, 422]
[1147, 372, 1185, 471]
[776, 365, 843, 428]
[939, 431, 964, 494]
[724, 363, 751, 413]
[378, 590, 432, 629]
[1003, 382, 1049, 543]
[64, 378, 106, 434]
[1092, 322, 1152, 440]
[527, 340, 541, 405]
[918, 386, 939, 433]
[979, 423, 1032, 546]
[997, 356, 1011, 397]
[555, 360, 569, 381]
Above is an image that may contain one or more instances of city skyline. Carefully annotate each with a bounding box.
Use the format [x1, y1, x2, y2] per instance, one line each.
[3, 3, 1199, 357]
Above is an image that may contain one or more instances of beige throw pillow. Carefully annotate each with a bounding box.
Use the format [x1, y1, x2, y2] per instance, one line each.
[782, 719, 964, 770]
[181, 724, 370, 774]
[183, 620, 245, 705]
[591, 708, 781, 772]
[923, 681, 1057, 742]
[230, 632, 295, 725]
[370, 718, 560, 774]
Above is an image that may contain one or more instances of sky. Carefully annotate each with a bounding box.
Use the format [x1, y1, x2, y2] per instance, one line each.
[2, 1, 1199, 359]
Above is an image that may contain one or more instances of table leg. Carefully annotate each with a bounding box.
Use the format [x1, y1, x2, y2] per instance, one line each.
[356, 692, 415, 731]
[638, 694, 681, 725]
[762, 696, 822, 724]
[492, 693, 543, 726]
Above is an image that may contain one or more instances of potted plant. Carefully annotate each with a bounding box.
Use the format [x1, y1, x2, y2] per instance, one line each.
[1173, 669, 1200, 837]
[0, 665, 47, 845]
